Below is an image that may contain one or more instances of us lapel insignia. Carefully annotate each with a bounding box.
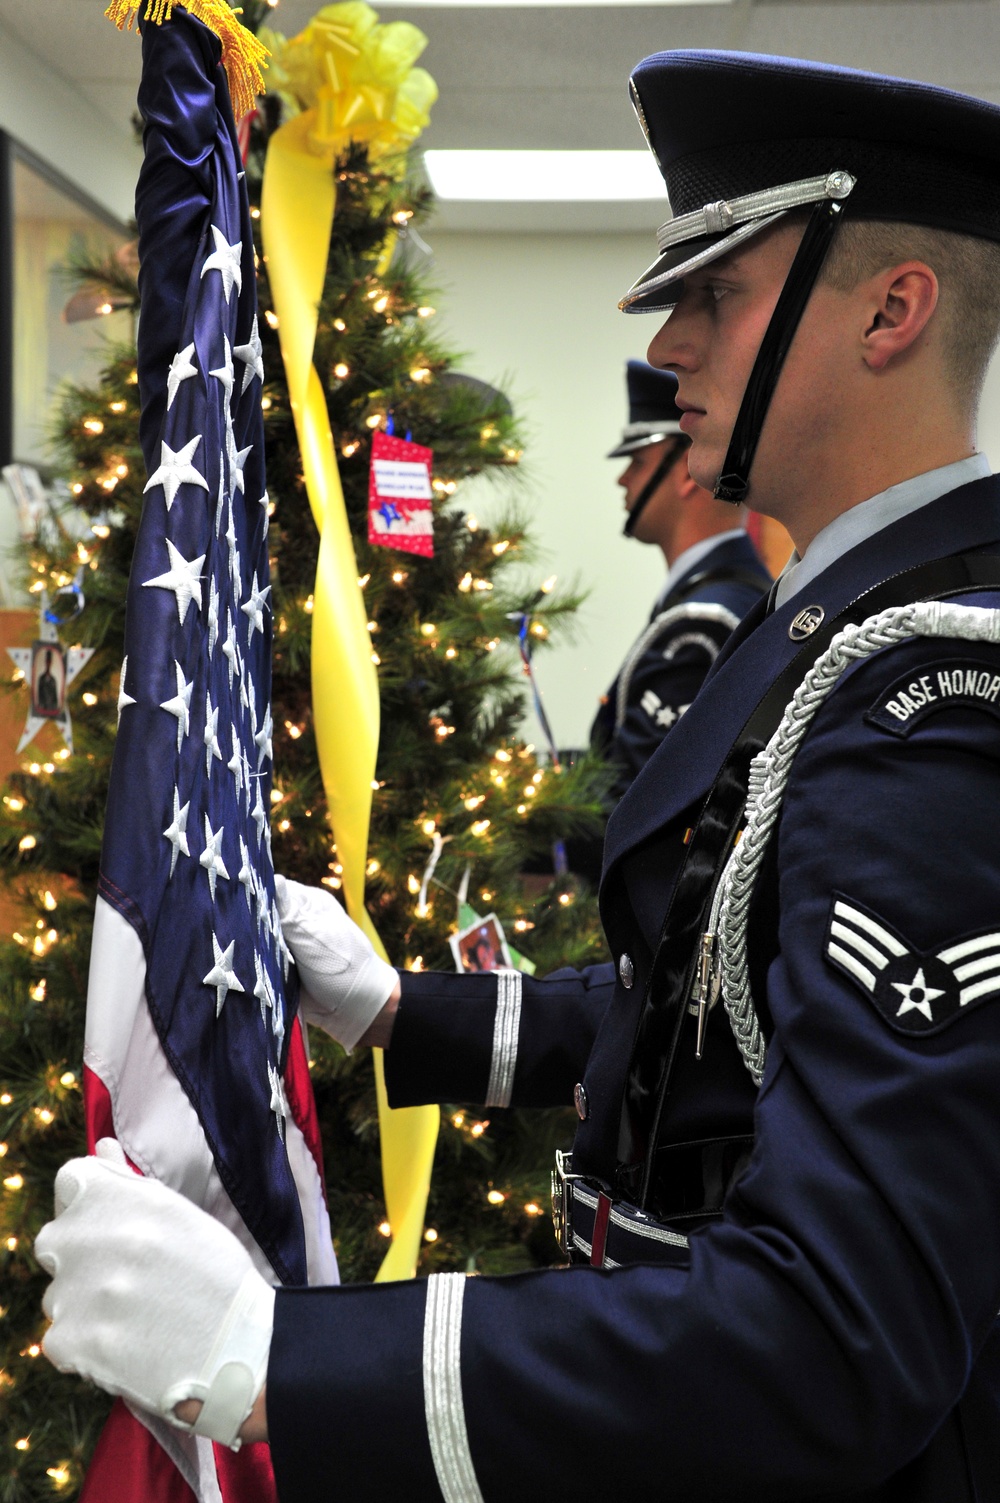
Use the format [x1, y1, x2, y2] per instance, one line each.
[824, 893, 1000, 1036]
[789, 604, 825, 641]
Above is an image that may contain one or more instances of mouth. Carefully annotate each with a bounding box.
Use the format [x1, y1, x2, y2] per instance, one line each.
[674, 396, 705, 434]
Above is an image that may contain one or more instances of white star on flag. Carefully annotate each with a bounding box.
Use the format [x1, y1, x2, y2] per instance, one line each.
[255, 704, 273, 769]
[200, 224, 242, 304]
[222, 609, 239, 687]
[234, 315, 263, 393]
[204, 694, 222, 777]
[209, 336, 235, 406]
[891, 966, 945, 1022]
[238, 837, 255, 911]
[254, 952, 275, 1026]
[228, 727, 244, 797]
[268, 1061, 290, 1140]
[203, 933, 245, 1017]
[214, 461, 226, 537]
[200, 814, 230, 901]
[208, 576, 220, 656]
[229, 436, 252, 497]
[242, 573, 271, 639]
[251, 779, 267, 845]
[163, 787, 191, 878]
[159, 660, 194, 751]
[166, 343, 198, 411]
[144, 434, 209, 513]
[117, 655, 136, 724]
[258, 491, 270, 539]
[142, 537, 205, 625]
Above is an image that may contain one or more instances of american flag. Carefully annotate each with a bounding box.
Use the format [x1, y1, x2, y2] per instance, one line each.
[81, 11, 336, 1500]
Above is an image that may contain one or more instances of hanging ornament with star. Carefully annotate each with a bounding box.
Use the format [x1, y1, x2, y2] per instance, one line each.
[367, 425, 434, 558]
[6, 581, 94, 754]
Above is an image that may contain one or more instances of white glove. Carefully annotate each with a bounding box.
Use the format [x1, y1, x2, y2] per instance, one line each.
[274, 874, 397, 1050]
[35, 1140, 274, 1449]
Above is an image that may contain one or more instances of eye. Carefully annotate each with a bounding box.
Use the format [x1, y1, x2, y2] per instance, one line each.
[709, 283, 729, 304]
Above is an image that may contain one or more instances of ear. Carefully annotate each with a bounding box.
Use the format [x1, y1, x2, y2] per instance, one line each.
[675, 450, 700, 499]
[862, 261, 939, 372]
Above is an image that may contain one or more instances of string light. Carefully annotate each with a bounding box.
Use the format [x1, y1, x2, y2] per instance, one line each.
[451, 1113, 464, 1127]
[34, 1107, 54, 1125]
[284, 721, 303, 740]
[458, 572, 472, 593]
[492, 539, 510, 555]
[5, 1236, 17, 1251]
[60, 1072, 77, 1088]
[29, 981, 45, 1001]
[391, 569, 408, 584]
[378, 1221, 392, 1237]
[333, 362, 350, 379]
[4, 1174, 23, 1191]
[445, 647, 458, 659]
[466, 515, 478, 531]
[15, 1438, 29, 1452]
[365, 413, 382, 429]
[524, 1202, 543, 1217]
[82, 418, 104, 435]
[409, 366, 431, 383]
[342, 440, 359, 458]
[0, 1143, 7, 1156]
[417, 306, 435, 318]
[464, 795, 485, 811]
[264, 310, 279, 329]
[3, 797, 24, 811]
[333, 318, 347, 332]
[366, 858, 380, 876]
[109, 400, 127, 414]
[304, 595, 314, 613]
[47, 1464, 71, 1489]
[558, 892, 573, 906]
[18, 836, 36, 852]
[91, 522, 110, 537]
[513, 919, 534, 932]
[471, 819, 490, 837]
[470, 1120, 489, 1138]
[82, 692, 98, 706]
[516, 803, 527, 814]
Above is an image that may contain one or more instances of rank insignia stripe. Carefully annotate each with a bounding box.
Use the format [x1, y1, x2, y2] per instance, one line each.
[823, 893, 1000, 1037]
[865, 651, 1000, 737]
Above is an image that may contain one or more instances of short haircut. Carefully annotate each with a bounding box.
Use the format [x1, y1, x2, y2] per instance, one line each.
[820, 219, 1000, 409]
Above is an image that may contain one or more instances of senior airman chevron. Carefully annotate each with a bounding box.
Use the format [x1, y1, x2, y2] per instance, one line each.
[824, 894, 1000, 1035]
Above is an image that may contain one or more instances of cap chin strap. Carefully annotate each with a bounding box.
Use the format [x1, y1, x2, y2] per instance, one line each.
[714, 196, 848, 505]
[623, 442, 684, 538]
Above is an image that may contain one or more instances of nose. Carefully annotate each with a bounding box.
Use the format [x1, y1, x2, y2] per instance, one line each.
[617, 464, 631, 491]
[647, 305, 697, 375]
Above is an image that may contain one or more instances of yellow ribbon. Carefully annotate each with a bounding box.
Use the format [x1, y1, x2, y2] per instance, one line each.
[261, 4, 439, 1284]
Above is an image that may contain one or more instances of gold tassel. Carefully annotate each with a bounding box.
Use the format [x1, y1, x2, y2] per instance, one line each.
[105, 0, 269, 119]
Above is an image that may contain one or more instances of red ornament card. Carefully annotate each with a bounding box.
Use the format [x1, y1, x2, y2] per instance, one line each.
[367, 429, 434, 558]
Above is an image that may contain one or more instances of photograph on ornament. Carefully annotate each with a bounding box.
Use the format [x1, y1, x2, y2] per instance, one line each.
[450, 913, 513, 974]
[30, 640, 66, 720]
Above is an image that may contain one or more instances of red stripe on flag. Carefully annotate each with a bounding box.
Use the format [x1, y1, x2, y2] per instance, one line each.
[83, 1063, 115, 1155]
[215, 1440, 277, 1502]
[81, 1401, 197, 1503]
[283, 1017, 327, 1200]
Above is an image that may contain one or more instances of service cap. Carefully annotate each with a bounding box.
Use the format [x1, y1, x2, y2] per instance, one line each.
[608, 361, 683, 457]
[622, 51, 1000, 314]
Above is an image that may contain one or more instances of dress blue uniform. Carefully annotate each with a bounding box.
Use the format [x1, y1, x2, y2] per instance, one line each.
[267, 53, 1000, 1503]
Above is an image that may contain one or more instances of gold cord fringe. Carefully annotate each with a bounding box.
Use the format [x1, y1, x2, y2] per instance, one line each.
[105, 0, 269, 119]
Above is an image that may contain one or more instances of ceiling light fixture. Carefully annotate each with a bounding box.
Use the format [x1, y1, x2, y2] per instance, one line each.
[424, 150, 664, 202]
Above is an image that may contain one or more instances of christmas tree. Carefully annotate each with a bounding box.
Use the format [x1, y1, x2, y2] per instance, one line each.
[0, 5, 609, 1492]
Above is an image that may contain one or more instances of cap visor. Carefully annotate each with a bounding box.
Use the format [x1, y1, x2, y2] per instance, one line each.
[607, 431, 678, 458]
[619, 211, 787, 314]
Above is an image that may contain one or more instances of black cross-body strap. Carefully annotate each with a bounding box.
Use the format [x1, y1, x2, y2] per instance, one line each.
[614, 550, 1000, 1207]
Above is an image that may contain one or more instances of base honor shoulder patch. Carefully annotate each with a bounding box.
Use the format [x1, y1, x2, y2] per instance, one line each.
[866, 652, 1000, 737]
[824, 893, 1000, 1036]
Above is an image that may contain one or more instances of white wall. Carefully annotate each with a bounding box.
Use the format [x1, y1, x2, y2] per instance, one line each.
[429, 227, 1000, 749]
[428, 229, 667, 751]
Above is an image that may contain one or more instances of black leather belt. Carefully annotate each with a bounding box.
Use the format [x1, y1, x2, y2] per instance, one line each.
[552, 1135, 754, 1269]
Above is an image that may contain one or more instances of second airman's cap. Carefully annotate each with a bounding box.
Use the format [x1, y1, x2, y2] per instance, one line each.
[608, 361, 683, 457]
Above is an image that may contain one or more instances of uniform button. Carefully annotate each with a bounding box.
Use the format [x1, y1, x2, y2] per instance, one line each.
[573, 1082, 589, 1121]
[619, 953, 634, 989]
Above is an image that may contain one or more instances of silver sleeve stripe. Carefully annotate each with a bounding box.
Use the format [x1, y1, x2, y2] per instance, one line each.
[829, 920, 890, 972]
[484, 968, 521, 1109]
[939, 932, 1000, 964]
[827, 943, 877, 993]
[422, 1273, 485, 1503]
[832, 901, 907, 957]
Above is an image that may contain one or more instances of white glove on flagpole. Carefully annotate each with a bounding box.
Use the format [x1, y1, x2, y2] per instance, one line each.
[274, 874, 398, 1051]
[36, 1141, 274, 1449]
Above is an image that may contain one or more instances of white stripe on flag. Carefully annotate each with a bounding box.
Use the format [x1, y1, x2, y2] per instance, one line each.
[85, 895, 337, 1286]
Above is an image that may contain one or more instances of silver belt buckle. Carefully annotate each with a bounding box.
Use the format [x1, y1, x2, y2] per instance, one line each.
[550, 1148, 584, 1257]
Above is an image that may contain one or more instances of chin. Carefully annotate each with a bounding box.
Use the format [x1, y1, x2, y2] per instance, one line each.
[687, 446, 722, 494]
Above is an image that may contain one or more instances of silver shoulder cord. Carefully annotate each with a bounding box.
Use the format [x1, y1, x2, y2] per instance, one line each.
[709, 600, 1000, 1086]
[615, 602, 740, 730]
